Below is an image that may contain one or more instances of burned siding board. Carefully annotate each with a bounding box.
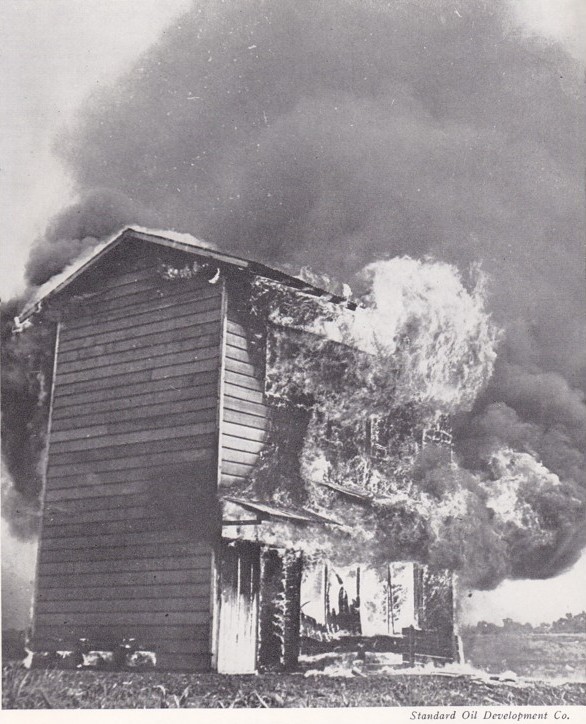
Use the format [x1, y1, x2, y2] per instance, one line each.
[34, 257, 223, 670]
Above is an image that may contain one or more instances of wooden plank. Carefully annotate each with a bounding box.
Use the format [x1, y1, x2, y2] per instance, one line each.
[61, 295, 221, 342]
[223, 394, 267, 419]
[53, 357, 219, 397]
[37, 569, 210, 589]
[58, 325, 220, 365]
[58, 334, 220, 373]
[44, 492, 147, 512]
[225, 344, 253, 363]
[224, 370, 263, 392]
[55, 347, 219, 387]
[223, 421, 267, 443]
[52, 384, 218, 421]
[223, 382, 264, 404]
[58, 341, 219, 380]
[220, 473, 251, 487]
[52, 396, 218, 432]
[47, 454, 213, 488]
[47, 434, 216, 468]
[223, 408, 268, 431]
[41, 517, 192, 539]
[36, 597, 211, 615]
[37, 584, 206, 603]
[222, 434, 265, 455]
[50, 408, 217, 443]
[224, 357, 257, 378]
[58, 307, 222, 350]
[70, 262, 177, 294]
[52, 374, 217, 409]
[221, 461, 255, 478]
[50, 421, 217, 453]
[60, 270, 161, 316]
[225, 332, 248, 350]
[42, 530, 202, 551]
[45, 501, 149, 522]
[32, 623, 209, 646]
[226, 320, 248, 338]
[63, 283, 220, 330]
[31, 637, 211, 658]
[87, 273, 213, 305]
[47, 444, 214, 480]
[40, 542, 210, 564]
[222, 448, 261, 466]
[226, 332, 250, 356]
[35, 612, 209, 626]
[68, 283, 220, 328]
[41, 512, 216, 539]
[32, 636, 209, 660]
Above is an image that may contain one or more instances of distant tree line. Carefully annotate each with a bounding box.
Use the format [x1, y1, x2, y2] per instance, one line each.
[464, 611, 586, 635]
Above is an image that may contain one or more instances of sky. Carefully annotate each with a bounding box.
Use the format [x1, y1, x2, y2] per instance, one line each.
[1, 0, 585, 630]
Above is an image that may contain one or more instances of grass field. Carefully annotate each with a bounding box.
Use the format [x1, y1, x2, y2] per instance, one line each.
[3, 662, 586, 708]
[461, 632, 586, 681]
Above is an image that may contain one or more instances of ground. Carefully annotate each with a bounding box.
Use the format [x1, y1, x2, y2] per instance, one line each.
[461, 632, 586, 680]
[3, 664, 586, 708]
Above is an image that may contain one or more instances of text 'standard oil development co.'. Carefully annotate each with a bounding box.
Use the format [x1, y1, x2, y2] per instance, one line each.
[409, 710, 574, 720]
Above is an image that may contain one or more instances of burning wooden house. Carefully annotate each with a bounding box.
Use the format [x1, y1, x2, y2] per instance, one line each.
[21, 228, 458, 672]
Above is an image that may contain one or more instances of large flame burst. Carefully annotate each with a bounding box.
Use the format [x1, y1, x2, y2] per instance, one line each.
[227, 257, 584, 589]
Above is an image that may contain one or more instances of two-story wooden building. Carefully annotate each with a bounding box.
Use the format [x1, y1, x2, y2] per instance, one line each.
[21, 228, 456, 672]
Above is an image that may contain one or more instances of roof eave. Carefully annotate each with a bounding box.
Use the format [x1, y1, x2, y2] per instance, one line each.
[18, 226, 356, 322]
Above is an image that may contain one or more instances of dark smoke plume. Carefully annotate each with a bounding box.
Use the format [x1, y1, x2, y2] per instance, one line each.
[3, 0, 585, 586]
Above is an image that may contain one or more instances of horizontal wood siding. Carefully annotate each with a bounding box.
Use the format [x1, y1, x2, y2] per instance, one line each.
[33, 250, 223, 670]
[220, 306, 269, 489]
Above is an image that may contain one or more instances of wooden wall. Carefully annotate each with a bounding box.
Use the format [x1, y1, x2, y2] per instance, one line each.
[33, 247, 223, 670]
[219, 303, 269, 489]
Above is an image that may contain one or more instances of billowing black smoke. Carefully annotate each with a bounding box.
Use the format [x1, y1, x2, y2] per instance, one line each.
[3, 0, 585, 584]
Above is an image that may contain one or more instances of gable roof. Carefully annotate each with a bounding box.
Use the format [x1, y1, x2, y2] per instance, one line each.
[19, 227, 356, 321]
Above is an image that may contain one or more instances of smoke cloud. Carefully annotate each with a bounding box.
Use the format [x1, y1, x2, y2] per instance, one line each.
[3, 0, 585, 586]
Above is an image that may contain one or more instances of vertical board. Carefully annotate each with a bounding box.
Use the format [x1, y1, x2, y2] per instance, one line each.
[216, 541, 260, 674]
[32, 244, 224, 670]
